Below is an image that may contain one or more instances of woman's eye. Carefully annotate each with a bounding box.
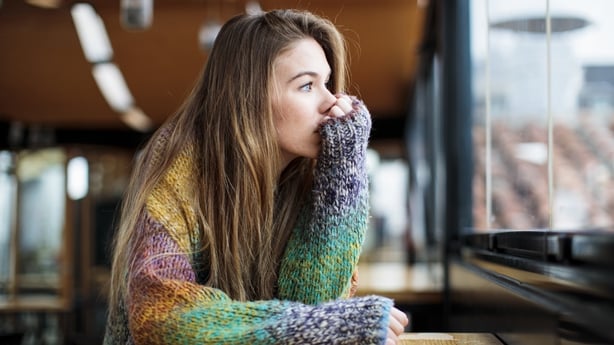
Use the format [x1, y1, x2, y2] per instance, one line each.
[300, 82, 313, 92]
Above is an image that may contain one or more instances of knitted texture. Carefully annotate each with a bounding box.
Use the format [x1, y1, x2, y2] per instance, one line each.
[277, 97, 372, 304]
[103, 99, 392, 344]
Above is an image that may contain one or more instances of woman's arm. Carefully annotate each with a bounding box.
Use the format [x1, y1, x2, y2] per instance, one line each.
[277, 97, 372, 304]
[118, 211, 391, 345]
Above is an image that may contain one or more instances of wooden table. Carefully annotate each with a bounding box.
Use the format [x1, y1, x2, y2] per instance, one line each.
[356, 262, 443, 304]
[400, 333, 503, 345]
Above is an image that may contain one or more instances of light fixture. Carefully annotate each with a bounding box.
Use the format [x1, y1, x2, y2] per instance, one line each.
[92, 62, 134, 112]
[121, 106, 154, 132]
[245, 1, 262, 15]
[26, 0, 62, 8]
[491, 16, 590, 34]
[71, 3, 113, 63]
[72, 2, 154, 132]
[198, 20, 222, 52]
[67, 156, 89, 200]
[120, 0, 154, 30]
[198, 0, 223, 52]
[92, 64, 154, 131]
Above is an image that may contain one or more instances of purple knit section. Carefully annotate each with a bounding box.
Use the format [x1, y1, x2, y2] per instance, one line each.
[266, 295, 393, 344]
[133, 213, 197, 282]
[315, 97, 371, 218]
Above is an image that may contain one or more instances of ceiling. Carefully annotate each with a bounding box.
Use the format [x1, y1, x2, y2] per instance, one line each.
[0, 0, 425, 145]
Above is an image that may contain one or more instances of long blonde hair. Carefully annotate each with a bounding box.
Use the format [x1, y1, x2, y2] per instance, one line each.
[108, 9, 348, 311]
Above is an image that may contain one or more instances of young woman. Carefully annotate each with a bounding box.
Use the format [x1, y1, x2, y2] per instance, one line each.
[104, 8, 408, 344]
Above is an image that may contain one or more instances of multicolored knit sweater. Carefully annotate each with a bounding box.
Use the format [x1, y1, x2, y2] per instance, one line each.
[103, 99, 393, 344]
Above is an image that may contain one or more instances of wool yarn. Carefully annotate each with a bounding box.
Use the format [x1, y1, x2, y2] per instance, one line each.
[103, 99, 393, 344]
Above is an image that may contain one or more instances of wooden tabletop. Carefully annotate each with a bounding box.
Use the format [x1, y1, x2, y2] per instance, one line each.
[356, 262, 443, 304]
[401, 333, 503, 345]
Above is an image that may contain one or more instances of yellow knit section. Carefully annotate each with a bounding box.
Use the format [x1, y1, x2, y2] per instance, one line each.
[146, 147, 199, 254]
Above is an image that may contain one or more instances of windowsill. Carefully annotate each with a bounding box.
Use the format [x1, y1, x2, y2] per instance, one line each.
[400, 333, 503, 345]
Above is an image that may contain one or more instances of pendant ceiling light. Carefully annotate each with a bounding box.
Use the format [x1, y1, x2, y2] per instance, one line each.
[120, 0, 153, 30]
[198, 0, 222, 52]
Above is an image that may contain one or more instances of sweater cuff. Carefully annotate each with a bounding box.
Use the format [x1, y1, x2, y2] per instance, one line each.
[269, 295, 393, 344]
[318, 98, 371, 163]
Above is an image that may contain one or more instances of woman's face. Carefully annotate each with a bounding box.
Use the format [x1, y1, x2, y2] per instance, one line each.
[272, 37, 338, 168]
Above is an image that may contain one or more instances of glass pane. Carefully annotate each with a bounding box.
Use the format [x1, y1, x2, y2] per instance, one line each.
[0, 151, 17, 292]
[472, 0, 550, 230]
[550, 0, 614, 230]
[471, 0, 614, 232]
[16, 148, 66, 291]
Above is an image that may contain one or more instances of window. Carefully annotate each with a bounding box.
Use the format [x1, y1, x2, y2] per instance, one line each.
[471, 0, 614, 232]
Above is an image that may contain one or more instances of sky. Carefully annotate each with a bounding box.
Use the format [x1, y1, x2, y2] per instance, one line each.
[471, 0, 614, 65]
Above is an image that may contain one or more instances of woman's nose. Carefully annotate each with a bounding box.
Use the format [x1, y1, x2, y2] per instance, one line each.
[320, 88, 338, 114]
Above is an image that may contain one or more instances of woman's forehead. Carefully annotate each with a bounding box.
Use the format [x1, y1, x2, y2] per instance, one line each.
[274, 38, 330, 79]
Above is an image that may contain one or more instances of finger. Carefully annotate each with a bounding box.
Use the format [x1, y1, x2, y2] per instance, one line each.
[335, 96, 353, 114]
[389, 316, 404, 336]
[329, 105, 345, 117]
[387, 328, 398, 343]
[391, 307, 409, 327]
[349, 269, 359, 297]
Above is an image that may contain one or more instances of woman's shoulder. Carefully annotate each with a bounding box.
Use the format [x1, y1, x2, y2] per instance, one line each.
[145, 143, 199, 252]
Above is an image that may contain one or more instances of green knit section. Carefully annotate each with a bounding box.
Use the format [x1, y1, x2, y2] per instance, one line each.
[277, 193, 368, 304]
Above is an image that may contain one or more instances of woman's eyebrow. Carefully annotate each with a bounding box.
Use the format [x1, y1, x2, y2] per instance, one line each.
[287, 71, 318, 83]
[287, 70, 331, 84]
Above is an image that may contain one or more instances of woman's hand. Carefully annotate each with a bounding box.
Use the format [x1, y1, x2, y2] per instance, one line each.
[327, 94, 354, 118]
[318, 93, 371, 148]
[348, 268, 359, 297]
[386, 307, 409, 345]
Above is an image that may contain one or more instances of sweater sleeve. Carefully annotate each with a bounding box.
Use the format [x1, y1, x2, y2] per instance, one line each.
[277, 97, 372, 304]
[125, 211, 392, 345]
